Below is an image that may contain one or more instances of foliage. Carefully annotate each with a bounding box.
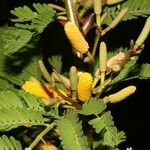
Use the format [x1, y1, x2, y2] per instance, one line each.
[0, 0, 149, 149]
[0, 135, 22, 150]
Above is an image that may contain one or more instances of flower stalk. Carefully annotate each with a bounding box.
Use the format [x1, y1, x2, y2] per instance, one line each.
[38, 60, 53, 85]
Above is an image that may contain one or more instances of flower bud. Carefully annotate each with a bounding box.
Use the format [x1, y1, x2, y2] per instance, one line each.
[99, 42, 107, 72]
[70, 66, 78, 91]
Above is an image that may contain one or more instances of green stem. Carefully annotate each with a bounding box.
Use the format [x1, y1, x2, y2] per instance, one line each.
[78, 7, 87, 18]
[64, 0, 79, 26]
[28, 123, 55, 149]
[96, 77, 111, 98]
[100, 71, 105, 85]
[96, 14, 101, 27]
[91, 28, 101, 58]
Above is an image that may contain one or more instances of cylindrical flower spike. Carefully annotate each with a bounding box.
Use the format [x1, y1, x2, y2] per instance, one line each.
[64, 21, 89, 53]
[104, 85, 136, 103]
[77, 72, 93, 101]
[134, 16, 150, 49]
[99, 42, 107, 72]
[106, 0, 125, 5]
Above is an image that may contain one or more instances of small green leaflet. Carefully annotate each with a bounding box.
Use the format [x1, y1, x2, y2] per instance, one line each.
[79, 97, 106, 115]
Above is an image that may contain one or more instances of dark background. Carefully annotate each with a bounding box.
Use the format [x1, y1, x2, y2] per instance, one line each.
[0, 1, 150, 150]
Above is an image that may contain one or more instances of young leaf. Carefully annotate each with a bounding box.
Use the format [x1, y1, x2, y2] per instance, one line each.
[79, 97, 106, 115]
[57, 109, 89, 150]
[48, 55, 62, 73]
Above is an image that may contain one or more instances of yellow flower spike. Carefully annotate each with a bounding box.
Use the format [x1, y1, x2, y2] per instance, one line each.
[77, 72, 93, 102]
[22, 81, 67, 101]
[104, 85, 136, 103]
[64, 21, 89, 53]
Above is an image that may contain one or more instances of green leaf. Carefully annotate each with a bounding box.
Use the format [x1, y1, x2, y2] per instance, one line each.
[57, 109, 89, 150]
[0, 135, 22, 150]
[11, 3, 56, 34]
[0, 107, 45, 131]
[0, 78, 15, 91]
[110, 59, 137, 85]
[3, 27, 33, 56]
[0, 49, 41, 86]
[89, 111, 126, 147]
[18, 90, 45, 111]
[11, 6, 37, 22]
[139, 63, 150, 79]
[0, 90, 23, 109]
[79, 97, 106, 115]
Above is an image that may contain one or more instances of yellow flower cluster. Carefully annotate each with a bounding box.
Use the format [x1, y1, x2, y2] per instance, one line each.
[77, 72, 93, 101]
[22, 81, 58, 99]
[64, 21, 89, 53]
